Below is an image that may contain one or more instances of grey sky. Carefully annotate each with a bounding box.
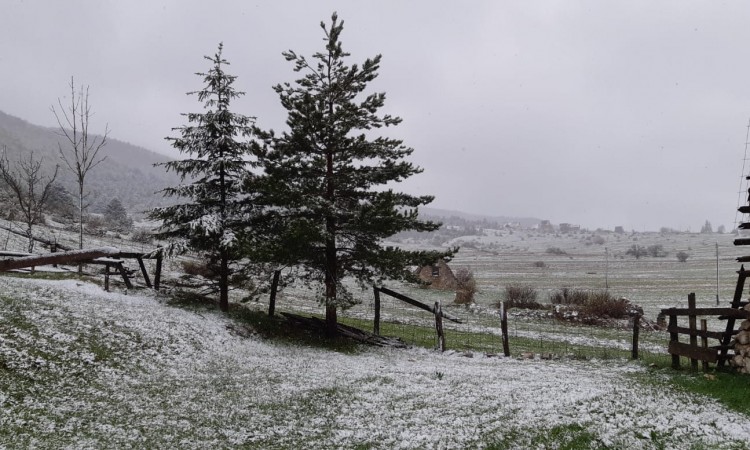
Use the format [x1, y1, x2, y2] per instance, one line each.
[2, 0, 749, 231]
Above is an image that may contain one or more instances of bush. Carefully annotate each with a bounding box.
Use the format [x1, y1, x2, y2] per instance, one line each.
[546, 247, 567, 255]
[676, 251, 689, 262]
[501, 284, 544, 309]
[533, 261, 546, 268]
[551, 288, 632, 324]
[647, 244, 667, 258]
[453, 267, 477, 304]
[549, 287, 589, 305]
[625, 244, 647, 259]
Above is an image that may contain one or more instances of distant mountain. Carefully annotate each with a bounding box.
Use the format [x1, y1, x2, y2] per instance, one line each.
[0, 110, 179, 215]
[419, 207, 541, 228]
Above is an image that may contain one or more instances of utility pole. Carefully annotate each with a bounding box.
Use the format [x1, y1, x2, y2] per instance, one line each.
[605, 247, 609, 290]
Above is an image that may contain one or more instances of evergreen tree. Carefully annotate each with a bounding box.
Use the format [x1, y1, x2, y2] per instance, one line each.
[254, 13, 451, 334]
[150, 43, 255, 312]
[103, 198, 132, 231]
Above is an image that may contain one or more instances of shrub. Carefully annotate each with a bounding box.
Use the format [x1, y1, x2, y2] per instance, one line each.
[591, 235, 605, 245]
[646, 244, 667, 258]
[551, 288, 632, 324]
[625, 244, 648, 259]
[533, 261, 546, 268]
[549, 287, 589, 305]
[676, 251, 689, 262]
[501, 284, 544, 309]
[453, 267, 477, 304]
[546, 247, 567, 255]
[580, 291, 629, 319]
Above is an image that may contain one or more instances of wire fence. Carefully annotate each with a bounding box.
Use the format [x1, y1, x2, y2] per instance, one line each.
[267, 281, 672, 361]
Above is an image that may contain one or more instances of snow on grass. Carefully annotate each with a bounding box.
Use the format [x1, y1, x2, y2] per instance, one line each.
[1, 275, 749, 449]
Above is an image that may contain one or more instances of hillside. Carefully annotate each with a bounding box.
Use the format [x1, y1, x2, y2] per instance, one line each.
[0, 110, 179, 215]
[2, 275, 750, 448]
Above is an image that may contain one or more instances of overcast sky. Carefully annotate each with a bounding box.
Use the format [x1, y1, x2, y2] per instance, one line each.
[3, 1, 750, 231]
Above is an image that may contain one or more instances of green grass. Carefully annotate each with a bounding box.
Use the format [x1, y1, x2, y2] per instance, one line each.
[633, 366, 750, 417]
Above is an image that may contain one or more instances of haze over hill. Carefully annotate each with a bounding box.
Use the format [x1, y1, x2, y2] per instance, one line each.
[0, 110, 179, 215]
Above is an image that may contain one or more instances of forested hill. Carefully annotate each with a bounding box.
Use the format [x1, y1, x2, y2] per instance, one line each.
[0, 110, 179, 215]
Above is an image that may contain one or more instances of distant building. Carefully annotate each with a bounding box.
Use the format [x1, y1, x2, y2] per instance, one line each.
[539, 220, 554, 232]
[614, 226, 625, 234]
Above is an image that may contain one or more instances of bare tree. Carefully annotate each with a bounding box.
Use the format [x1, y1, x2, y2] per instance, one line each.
[0, 147, 59, 253]
[51, 76, 109, 250]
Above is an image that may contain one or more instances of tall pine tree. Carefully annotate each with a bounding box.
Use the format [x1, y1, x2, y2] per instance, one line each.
[255, 13, 451, 334]
[151, 43, 255, 312]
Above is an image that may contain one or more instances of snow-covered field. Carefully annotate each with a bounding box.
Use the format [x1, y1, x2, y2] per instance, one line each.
[1, 275, 749, 449]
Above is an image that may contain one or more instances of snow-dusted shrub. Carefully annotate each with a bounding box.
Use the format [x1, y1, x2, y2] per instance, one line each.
[501, 284, 544, 310]
[453, 267, 476, 304]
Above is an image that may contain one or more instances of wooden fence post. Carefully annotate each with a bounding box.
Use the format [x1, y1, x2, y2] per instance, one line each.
[104, 264, 110, 292]
[632, 313, 640, 360]
[669, 313, 680, 369]
[153, 247, 163, 291]
[373, 286, 381, 336]
[688, 293, 698, 370]
[268, 270, 281, 317]
[500, 301, 510, 357]
[434, 301, 445, 352]
[701, 319, 709, 372]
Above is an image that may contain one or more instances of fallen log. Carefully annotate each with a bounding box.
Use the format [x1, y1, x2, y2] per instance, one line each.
[0, 247, 120, 272]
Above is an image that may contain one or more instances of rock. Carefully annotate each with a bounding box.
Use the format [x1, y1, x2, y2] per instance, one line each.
[744, 303, 750, 312]
[737, 331, 750, 345]
[736, 343, 750, 356]
[740, 320, 750, 331]
[521, 352, 535, 360]
[733, 354, 744, 367]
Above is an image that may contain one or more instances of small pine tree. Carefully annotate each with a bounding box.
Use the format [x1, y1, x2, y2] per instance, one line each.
[103, 198, 132, 231]
[150, 43, 256, 312]
[254, 13, 452, 334]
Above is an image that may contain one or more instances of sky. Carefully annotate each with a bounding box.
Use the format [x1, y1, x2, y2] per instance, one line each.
[2, 0, 750, 232]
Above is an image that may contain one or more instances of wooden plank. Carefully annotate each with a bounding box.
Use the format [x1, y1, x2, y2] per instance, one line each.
[701, 320, 709, 372]
[136, 257, 152, 288]
[666, 325, 727, 340]
[736, 256, 750, 263]
[377, 286, 463, 323]
[669, 314, 680, 369]
[115, 262, 134, 289]
[660, 307, 750, 319]
[735, 238, 750, 246]
[739, 222, 750, 230]
[688, 294, 698, 370]
[668, 341, 718, 363]
[739, 205, 750, 214]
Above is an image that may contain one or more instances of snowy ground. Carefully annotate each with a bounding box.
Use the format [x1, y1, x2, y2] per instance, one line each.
[1, 276, 749, 449]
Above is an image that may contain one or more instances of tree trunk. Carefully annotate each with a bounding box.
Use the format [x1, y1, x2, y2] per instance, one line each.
[0, 247, 119, 272]
[219, 250, 229, 312]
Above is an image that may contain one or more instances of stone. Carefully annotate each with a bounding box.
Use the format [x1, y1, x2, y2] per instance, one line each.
[737, 331, 750, 345]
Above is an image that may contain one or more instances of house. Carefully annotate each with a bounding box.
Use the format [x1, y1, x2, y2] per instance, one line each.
[415, 259, 457, 289]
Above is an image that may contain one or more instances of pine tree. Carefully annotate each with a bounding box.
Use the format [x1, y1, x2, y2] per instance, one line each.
[103, 198, 132, 231]
[255, 13, 451, 334]
[150, 43, 255, 312]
